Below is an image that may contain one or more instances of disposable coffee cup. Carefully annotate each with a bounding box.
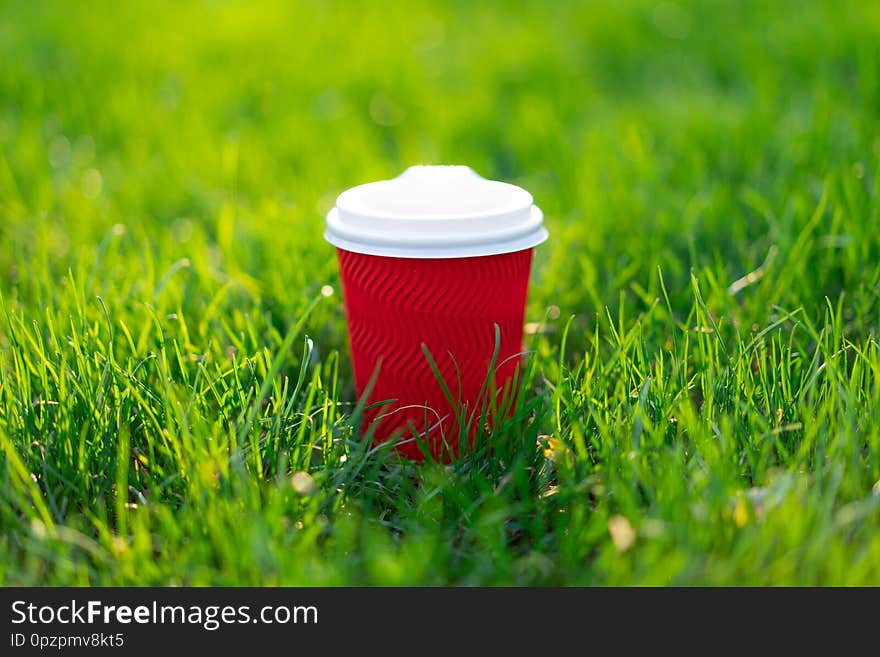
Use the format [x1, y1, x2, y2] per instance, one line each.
[325, 165, 548, 459]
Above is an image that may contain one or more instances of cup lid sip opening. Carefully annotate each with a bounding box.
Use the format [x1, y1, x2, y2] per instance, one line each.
[324, 165, 548, 259]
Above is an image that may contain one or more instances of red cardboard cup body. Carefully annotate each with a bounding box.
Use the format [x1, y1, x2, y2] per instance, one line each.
[337, 247, 533, 460]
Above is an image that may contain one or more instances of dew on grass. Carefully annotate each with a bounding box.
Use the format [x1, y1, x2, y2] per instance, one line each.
[291, 471, 316, 496]
[316, 193, 337, 217]
[48, 136, 71, 168]
[172, 218, 194, 242]
[81, 168, 103, 198]
[30, 519, 47, 540]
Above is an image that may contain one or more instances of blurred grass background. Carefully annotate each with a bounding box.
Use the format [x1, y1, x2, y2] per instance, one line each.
[1, 0, 879, 584]
[4, 0, 877, 325]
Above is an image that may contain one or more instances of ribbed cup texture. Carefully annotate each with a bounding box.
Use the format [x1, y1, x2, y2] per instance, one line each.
[337, 248, 533, 460]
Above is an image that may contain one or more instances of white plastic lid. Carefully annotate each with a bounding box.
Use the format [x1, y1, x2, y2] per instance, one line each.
[324, 165, 548, 258]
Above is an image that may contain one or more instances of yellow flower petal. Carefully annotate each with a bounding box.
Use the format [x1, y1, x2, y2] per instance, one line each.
[608, 515, 637, 552]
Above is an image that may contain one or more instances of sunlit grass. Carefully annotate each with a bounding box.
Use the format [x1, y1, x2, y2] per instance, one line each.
[0, 0, 879, 585]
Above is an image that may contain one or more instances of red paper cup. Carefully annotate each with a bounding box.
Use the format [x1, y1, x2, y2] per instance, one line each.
[325, 166, 548, 460]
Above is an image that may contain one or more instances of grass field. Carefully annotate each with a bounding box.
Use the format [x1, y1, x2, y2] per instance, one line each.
[1, 0, 879, 585]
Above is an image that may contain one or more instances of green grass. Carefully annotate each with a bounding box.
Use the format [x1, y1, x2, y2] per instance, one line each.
[1, 0, 879, 585]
